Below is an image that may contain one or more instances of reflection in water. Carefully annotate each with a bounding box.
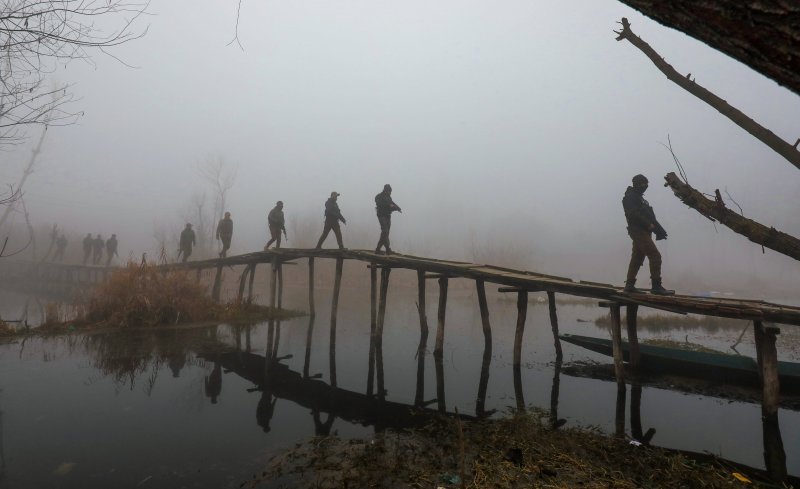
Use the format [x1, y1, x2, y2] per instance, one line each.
[614, 383, 626, 438]
[476, 340, 492, 418]
[513, 363, 525, 413]
[303, 314, 315, 379]
[630, 383, 655, 445]
[435, 354, 446, 413]
[762, 412, 787, 483]
[549, 359, 565, 429]
[204, 362, 222, 404]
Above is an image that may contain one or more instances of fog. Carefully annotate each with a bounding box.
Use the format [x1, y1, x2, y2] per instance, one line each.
[1, 0, 799, 297]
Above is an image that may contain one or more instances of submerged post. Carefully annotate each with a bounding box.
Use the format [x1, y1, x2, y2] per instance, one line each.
[626, 304, 640, 369]
[375, 266, 391, 400]
[329, 257, 344, 388]
[513, 290, 528, 367]
[211, 265, 223, 302]
[610, 303, 625, 382]
[247, 264, 256, 302]
[754, 321, 780, 417]
[435, 354, 446, 413]
[476, 279, 492, 357]
[434, 277, 448, 357]
[367, 263, 377, 396]
[547, 291, 562, 360]
[417, 270, 429, 346]
[308, 257, 315, 317]
[269, 256, 278, 310]
[237, 266, 249, 303]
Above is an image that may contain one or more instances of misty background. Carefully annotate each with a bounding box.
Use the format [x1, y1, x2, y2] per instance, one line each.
[1, 0, 798, 297]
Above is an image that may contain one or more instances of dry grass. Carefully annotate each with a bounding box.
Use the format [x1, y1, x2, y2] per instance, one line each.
[248, 410, 763, 488]
[594, 313, 748, 333]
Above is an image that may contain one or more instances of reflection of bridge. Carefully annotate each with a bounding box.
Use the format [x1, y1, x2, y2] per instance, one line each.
[6, 248, 799, 484]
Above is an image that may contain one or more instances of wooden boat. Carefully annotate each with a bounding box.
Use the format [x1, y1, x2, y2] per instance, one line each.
[559, 334, 800, 392]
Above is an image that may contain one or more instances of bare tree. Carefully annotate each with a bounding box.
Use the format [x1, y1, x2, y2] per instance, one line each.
[0, 0, 149, 145]
[197, 155, 237, 249]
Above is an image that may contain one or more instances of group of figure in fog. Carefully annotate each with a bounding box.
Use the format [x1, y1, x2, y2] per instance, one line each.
[57, 176, 670, 295]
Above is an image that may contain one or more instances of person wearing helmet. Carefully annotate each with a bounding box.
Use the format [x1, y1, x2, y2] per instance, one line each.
[622, 174, 674, 295]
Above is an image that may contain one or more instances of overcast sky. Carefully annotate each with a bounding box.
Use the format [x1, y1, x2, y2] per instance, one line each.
[1, 0, 799, 295]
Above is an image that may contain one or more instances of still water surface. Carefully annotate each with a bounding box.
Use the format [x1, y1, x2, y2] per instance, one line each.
[0, 285, 798, 488]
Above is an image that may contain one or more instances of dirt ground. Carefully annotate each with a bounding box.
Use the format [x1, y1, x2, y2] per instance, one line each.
[240, 408, 789, 489]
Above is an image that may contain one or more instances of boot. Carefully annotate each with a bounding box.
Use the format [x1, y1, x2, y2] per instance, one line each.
[623, 280, 644, 294]
[650, 279, 675, 296]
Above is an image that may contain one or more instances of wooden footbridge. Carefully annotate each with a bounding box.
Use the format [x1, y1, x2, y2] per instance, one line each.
[4, 248, 799, 419]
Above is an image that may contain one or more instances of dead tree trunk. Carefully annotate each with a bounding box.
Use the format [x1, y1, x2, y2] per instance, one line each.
[664, 172, 800, 261]
[615, 17, 800, 171]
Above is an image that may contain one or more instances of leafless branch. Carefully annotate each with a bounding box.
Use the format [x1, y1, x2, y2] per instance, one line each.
[658, 134, 689, 184]
[226, 0, 244, 51]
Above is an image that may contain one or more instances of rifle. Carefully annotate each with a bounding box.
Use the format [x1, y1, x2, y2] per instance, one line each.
[645, 207, 668, 240]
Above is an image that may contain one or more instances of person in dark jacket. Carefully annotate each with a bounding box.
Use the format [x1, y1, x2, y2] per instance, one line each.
[92, 234, 104, 265]
[622, 174, 674, 295]
[179, 223, 196, 263]
[54, 234, 68, 262]
[315, 192, 346, 249]
[374, 184, 402, 254]
[216, 211, 233, 258]
[265, 201, 286, 249]
[105, 234, 118, 266]
[82, 233, 93, 265]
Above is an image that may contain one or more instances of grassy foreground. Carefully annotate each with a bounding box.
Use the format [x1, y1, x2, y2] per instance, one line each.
[244, 410, 770, 488]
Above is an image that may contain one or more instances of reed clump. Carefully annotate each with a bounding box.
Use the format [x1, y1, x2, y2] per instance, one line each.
[82, 261, 218, 327]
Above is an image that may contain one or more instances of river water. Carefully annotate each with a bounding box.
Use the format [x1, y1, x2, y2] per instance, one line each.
[0, 278, 798, 488]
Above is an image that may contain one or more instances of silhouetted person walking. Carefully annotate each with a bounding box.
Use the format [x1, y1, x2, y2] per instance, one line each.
[374, 184, 402, 254]
[315, 192, 345, 249]
[82, 233, 93, 265]
[54, 234, 67, 262]
[622, 174, 674, 295]
[265, 201, 286, 249]
[105, 234, 118, 266]
[92, 234, 104, 265]
[216, 211, 233, 258]
[179, 223, 196, 263]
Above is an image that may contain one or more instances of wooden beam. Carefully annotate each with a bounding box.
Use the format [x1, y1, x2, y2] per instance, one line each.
[434, 277, 448, 357]
[375, 266, 390, 400]
[548, 291, 563, 360]
[329, 257, 343, 388]
[498, 286, 542, 293]
[626, 304, 640, 369]
[610, 303, 625, 383]
[367, 262, 377, 397]
[513, 290, 528, 367]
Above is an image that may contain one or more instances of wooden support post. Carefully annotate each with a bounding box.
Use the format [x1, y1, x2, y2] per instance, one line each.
[754, 321, 780, 417]
[375, 266, 391, 400]
[626, 304, 640, 369]
[615, 381, 626, 438]
[247, 264, 256, 303]
[513, 290, 528, 367]
[476, 279, 492, 357]
[610, 303, 625, 383]
[434, 277, 448, 357]
[513, 362, 525, 413]
[549, 358, 563, 429]
[435, 354, 446, 413]
[277, 262, 283, 310]
[417, 270, 429, 346]
[211, 265, 222, 302]
[236, 266, 249, 303]
[303, 314, 315, 379]
[547, 291, 562, 360]
[308, 257, 315, 317]
[329, 257, 343, 388]
[367, 262, 377, 396]
[476, 337, 492, 418]
[762, 410, 788, 484]
[269, 256, 278, 310]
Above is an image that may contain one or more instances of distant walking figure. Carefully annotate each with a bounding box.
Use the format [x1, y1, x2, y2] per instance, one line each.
[216, 211, 233, 258]
[179, 223, 196, 263]
[54, 234, 67, 262]
[315, 192, 346, 250]
[82, 233, 93, 265]
[622, 174, 674, 295]
[105, 234, 119, 266]
[92, 234, 104, 265]
[374, 184, 402, 254]
[265, 201, 286, 250]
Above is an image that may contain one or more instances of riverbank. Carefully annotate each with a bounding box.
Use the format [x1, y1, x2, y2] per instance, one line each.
[244, 409, 780, 488]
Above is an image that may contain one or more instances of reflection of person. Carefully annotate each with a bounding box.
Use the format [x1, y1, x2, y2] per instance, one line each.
[256, 390, 277, 433]
[216, 212, 233, 258]
[169, 352, 187, 378]
[204, 362, 222, 404]
[265, 201, 286, 249]
[315, 192, 345, 249]
[179, 223, 196, 263]
[622, 174, 674, 295]
[374, 184, 401, 254]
